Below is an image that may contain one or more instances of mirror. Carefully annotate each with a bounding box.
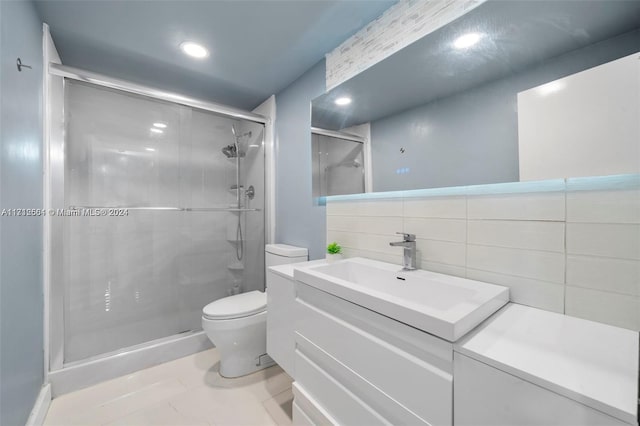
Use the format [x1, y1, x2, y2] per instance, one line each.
[312, 0, 640, 194]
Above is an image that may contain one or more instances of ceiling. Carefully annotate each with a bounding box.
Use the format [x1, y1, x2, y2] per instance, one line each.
[312, 0, 640, 130]
[34, 0, 396, 110]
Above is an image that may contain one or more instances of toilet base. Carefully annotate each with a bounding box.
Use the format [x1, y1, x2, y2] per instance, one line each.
[202, 310, 274, 379]
[219, 352, 276, 378]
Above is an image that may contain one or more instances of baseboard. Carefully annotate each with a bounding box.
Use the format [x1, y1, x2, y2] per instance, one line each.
[26, 383, 52, 426]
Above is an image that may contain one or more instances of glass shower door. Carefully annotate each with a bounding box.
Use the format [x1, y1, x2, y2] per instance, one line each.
[312, 132, 365, 197]
[63, 80, 264, 363]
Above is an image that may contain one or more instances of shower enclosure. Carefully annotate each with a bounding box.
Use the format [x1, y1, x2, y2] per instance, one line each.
[50, 76, 266, 366]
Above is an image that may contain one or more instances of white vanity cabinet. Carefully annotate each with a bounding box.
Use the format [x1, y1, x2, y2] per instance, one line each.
[454, 353, 633, 426]
[266, 267, 297, 376]
[277, 258, 637, 426]
[454, 304, 639, 426]
[267, 260, 325, 378]
[293, 282, 454, 426]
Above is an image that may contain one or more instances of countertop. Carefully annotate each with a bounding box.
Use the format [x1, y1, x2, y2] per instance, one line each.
[267, 259, 327, 280]
[455, 303, 639, 424]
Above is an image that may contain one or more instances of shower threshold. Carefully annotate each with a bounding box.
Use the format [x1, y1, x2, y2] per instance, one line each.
[62, 329, 199, 369]
[49, 330, 212, 397]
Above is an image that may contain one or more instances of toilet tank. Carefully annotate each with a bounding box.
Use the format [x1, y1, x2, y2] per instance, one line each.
[265, 244, 308, 267]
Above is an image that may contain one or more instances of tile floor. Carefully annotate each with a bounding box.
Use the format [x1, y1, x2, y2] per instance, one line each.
[44, 349, 294, 426]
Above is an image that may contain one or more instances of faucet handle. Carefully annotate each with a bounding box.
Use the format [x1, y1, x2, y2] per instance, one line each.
[396, 232, 416, 242]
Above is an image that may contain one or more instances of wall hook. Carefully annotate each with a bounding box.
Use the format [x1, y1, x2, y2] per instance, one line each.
[16, 58, 32, 72]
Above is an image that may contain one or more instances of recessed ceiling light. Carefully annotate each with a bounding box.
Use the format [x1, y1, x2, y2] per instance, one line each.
[335, 97, 352, 106]
[153, 122, 167, 129]
[145, 147, 156, 152]
[180, 41, 209, 59]
[150, 128, 164, 134]
[454, 33, 483, 49]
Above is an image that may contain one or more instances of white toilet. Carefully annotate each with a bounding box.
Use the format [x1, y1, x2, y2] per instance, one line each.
[202, 244, 308, 378]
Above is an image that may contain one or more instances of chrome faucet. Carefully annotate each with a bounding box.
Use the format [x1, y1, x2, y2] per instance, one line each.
[389, 232, 417, 271]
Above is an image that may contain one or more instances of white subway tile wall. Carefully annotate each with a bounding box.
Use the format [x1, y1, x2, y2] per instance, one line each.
[326, 181, 640, 331]
[325, 0, 486, 89]
[565, 186, 640, 330]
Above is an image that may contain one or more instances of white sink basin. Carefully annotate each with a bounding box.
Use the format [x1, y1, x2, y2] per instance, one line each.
[293, 257, 509, 342]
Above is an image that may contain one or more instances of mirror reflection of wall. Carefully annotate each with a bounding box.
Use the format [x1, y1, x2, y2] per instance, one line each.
[311, 128, 367, 197]
[312, 0, 640, 193]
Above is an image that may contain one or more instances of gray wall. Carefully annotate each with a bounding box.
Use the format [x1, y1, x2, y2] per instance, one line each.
[371, 30, 640, 192]
[0, 0, 45, 424]
[275, 60, 327, 259]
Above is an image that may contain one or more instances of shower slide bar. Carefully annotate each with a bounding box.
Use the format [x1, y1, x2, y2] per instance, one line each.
[68, 206, 261, 212]
[48, 63, 269, 125]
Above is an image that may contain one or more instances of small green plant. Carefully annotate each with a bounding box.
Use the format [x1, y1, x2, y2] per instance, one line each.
[327, 242, 342, 255]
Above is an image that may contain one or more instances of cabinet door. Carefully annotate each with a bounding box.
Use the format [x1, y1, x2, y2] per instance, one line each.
[454, 353, 630, 426]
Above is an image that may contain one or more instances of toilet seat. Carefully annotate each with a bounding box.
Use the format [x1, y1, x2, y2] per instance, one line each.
[203, 290, 266, 320]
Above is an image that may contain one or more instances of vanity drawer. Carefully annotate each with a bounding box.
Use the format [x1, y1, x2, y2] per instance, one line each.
[292, 382, 337, 426]
[292, 402, 314, 426]
[295, 334, 429, 425]
[296, 283, 453, 426]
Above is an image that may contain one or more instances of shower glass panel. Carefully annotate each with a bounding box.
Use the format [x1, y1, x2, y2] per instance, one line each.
[312, 133, 365, 197]
[63, 80, 264, 363]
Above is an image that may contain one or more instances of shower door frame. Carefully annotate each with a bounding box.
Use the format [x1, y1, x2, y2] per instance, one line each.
[44, 59, 275, 380]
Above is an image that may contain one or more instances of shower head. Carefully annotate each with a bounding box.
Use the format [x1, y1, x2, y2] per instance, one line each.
[222, 145, 236, 158]
[224, 124, 251, 158]
[221, 144, 246, 158]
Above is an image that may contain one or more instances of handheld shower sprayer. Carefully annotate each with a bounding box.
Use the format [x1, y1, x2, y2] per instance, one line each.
[221, 125, 251, 158]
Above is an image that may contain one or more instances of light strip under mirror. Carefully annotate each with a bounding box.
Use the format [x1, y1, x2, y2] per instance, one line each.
[322, 173, 640, 203]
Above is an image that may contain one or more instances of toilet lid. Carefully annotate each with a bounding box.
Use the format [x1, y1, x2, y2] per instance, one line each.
[202, 291, 266, 320]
